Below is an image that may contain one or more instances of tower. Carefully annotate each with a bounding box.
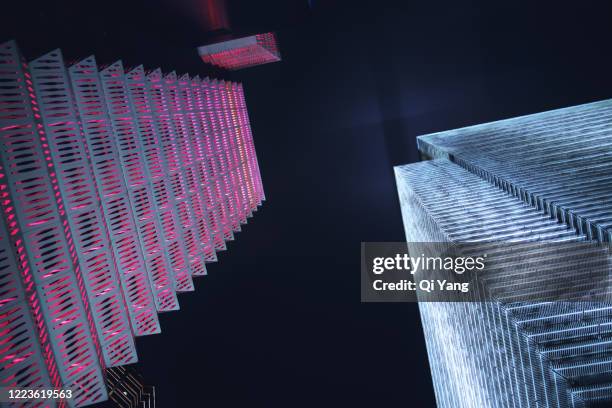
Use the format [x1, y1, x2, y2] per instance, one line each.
[396, 99, 612, 407]
[0, 41, 265, 407]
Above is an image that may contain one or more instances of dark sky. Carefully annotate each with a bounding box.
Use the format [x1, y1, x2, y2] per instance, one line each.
[2, 1, 612, 407]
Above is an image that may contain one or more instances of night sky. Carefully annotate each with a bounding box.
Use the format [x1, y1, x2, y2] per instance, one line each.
[2, 1, 612, 406]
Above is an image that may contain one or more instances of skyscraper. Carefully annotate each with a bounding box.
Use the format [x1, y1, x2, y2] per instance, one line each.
[0, 40, 264, 407]
[395, 100, 612, 408]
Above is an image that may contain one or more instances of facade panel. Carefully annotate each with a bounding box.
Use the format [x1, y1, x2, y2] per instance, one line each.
[1, 43, 107, 407]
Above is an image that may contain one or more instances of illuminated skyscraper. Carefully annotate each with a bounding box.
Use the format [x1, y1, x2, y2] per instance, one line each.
[197, 33, 281, 70]
[396, 100, 612, 408]
[0, 40, 264, 407]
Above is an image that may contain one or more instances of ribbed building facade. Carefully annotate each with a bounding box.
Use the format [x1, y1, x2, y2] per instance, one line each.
[0, 41, 264, 407]
[395, 100, 612, 407]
